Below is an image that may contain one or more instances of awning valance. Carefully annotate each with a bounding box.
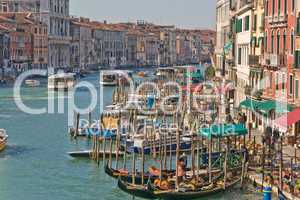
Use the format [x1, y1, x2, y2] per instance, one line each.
[198, 124, 248, 139]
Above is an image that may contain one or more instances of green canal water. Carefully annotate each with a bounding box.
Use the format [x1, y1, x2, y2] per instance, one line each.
[0, 73, 262, 200]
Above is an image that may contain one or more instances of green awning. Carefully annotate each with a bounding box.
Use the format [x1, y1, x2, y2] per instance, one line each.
[185, 72, 202, 78]
[198, 124, 248, 139]
[257, 100, 293, 115]
[239, 98, 262, 111]
[240, 98, 293, 116]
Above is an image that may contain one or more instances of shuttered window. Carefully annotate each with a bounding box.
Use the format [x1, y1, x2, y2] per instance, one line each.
[245, 16, 250, 31]
[253, 15, 257, 31]
[295, 51, 300, 68]
[297, 17, 300, 36]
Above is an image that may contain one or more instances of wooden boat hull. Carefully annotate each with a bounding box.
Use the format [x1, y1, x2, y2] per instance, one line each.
[0, 137, 7, 152]
[105, 163, 159, 184]
[117, 177, 156, 199]
[147, 176, 241, 200]
[68, 150, 124, 158]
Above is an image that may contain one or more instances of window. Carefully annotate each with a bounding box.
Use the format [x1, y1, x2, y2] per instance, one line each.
[278, 0, 281, 15]
[291, 31, 294, 54]
[284, 0, 287, 14]
[276, 73, 279, 91]
[272, 0, 275, 15]
[271, 31, 275, 53]
[297, 17, 300, 36]
[292, 0, 295, 11]
[265, 32, 268, 52]
[277, 31, 280, 54]
[290, 75, 294, 95]
[238, 48, 242, 65]
[296, 80, 299, 98]
[245, 16, 250, 31]
[253, 15, 257, 31]
[283, 31, 286, 51]
[265, 0, 269, 16]
[282, 74, 285, 93]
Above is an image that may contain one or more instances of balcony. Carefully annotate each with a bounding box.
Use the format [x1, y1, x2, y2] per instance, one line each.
[249, 55, 260, 66]
[263, 54, 287, 67]
[268, 14, 288, 28]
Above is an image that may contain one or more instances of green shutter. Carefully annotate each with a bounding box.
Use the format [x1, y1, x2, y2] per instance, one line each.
[254, 15, 257, 31]
[295, 51, 300, 68]
[297, 17, 300, 36]
[245, 16, 250, 31]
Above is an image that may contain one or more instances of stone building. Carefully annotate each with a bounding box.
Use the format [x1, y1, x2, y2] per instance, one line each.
[159, 29, 177, 66]
[216, 0, 231, 75]
[0, 28, 10, 80]
[0, 0, 71, 69]
[70, 17, 94, 70]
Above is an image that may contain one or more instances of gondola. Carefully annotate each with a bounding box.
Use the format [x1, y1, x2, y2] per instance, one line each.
[117, 176, 156, 199]
[104, 163, 175, 184]
[147, 174, 241, 200]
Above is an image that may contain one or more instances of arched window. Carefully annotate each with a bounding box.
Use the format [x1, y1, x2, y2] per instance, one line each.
[271, 30, 275, 53]
[291, 30, 294, 54]
[265, 31, 268, 52]
[283, 30, 286, 51]
[277, 31, 280, 54]
[284, 0, 287, 14]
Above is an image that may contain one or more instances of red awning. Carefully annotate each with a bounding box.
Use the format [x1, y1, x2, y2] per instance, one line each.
[274, 108, 300, 131]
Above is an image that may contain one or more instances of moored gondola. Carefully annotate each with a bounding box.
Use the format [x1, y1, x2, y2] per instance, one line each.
[147, 174, 241, 200]
[117, 176, 156, 199]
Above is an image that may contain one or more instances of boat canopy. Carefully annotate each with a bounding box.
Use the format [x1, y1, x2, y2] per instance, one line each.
[198, 124, 248, 138]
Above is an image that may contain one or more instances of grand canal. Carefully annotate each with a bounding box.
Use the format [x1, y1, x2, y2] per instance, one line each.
[0, 72, 262, 200]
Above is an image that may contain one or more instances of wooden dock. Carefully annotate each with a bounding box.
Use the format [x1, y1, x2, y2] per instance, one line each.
[247, 172, 300, 200]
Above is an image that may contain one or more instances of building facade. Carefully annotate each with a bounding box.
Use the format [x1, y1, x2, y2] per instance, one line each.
[216, 0, 231, 75]
[0, 29, 10, 80]
[0, 0, 70, 69]
[263, 0, 298, 106]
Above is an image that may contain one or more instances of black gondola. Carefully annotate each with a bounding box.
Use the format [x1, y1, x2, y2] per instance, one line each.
[147, 175, 241, 200]
[117, 176, 156, 199]
[104, 163, 175, 184]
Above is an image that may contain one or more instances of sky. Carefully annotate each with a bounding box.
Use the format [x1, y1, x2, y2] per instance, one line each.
[70, 0, 217, 29]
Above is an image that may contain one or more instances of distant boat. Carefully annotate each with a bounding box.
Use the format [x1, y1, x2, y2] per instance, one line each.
[25, 79, 40, 87]
[0, 129, 8, 152]
[48, 73, 76, 91]
[100, 71, 117, 86]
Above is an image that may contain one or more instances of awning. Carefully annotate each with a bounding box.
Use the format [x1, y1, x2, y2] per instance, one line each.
[240, 98, 293, 116]
[239, 98, 263, 111]
[185, 72, 202, 78]
[273, 108, 300, 131]
[257, 100, 293, 116]
[198, 124, 248, 139]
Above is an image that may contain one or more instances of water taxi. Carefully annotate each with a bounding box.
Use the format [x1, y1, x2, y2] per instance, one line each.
[0, 129, 8, 152]
[100, 71, 117, 86]
[48, 73, 76, 91]
[25, 79, 40, 87]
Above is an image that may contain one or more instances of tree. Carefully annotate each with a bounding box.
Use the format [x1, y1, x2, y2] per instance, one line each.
[205, 66, 215, 80]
